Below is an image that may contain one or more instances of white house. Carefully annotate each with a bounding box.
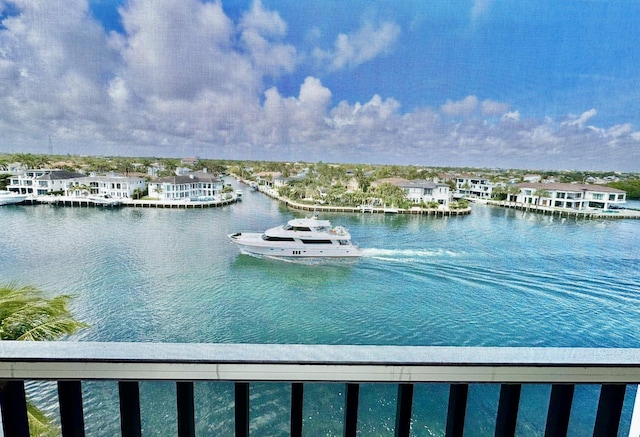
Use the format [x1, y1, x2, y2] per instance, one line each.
[7, 169, 86, 196]
[67, 174, 147, 199]
[455, 175, 494, 198]
[374, 178, 450, 206]
[398, 180, 450, 206]
[147, 172, 223, 201]
[514, 183, 626, 210]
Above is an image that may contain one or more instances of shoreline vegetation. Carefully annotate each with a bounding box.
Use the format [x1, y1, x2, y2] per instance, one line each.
[1, 153, 639, 219]
[244, 179, 471, 216]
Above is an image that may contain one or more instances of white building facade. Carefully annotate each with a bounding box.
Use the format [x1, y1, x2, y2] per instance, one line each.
[67, 175, 147, 199]
[399, 180, 450, 206]
[147, 172, 223, 201]
[376, 178, 450, 206]
[514, 183, 626, 210]
[7, 169, 86, 196]
[455, 175, 494, 199]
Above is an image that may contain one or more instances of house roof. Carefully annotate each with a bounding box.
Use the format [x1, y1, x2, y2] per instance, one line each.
[154, 173, 220, 184]
[516, 182, 625, 194]
[373, 178, 448, 189]
[36, 170, 85, 180]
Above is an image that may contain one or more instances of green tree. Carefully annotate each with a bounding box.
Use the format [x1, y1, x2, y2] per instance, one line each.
[0, 174, 10, 190]
[0, 284, 89, 341]
[0, 283, 89, 436]
[533, 189, 551, 206]
[507, 185, 521, 205]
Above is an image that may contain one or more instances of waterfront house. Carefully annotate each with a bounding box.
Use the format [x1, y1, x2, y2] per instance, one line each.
[147, 171, 223, 201]
[7, 169, 86, 196]
[67, 174, 147, 199]
[255, 172, 282, 189]
[513, 183, 626, 210]
[455, 174, 494, 199]
[373, 178, 450, 206]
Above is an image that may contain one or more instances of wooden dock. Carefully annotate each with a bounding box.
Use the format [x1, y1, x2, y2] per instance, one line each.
[34, 196, 237, 209]
[122, 198, 236, 209]
[487, 200, 640, 219]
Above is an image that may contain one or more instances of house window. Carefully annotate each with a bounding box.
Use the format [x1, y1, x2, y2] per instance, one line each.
[592, 193, 604, 200]
[609, 194, 616, 201]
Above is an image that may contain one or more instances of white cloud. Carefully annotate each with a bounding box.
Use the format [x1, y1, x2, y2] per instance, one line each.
[238, 0, 296, 77]
[481, 99, 510, 116]
[563, 108, 598, 128]
[314, 21, 400, 71]
[440, 96, 479, 116]
[501, 111, 520, 122]
[0, 0, 639, 170]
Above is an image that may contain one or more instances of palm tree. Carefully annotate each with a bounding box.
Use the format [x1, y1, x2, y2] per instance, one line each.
[0, 283, 89, 436]
[533, 189, 551, 207]
[507, 185, 522, 205]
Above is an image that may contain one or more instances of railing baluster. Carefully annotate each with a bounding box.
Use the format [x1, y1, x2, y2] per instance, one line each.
[235, 382, 249, 437]
[593, 384, 626, 437]
[446, 383, 469, 437]
[290, 383, 304, 437]
[344, 383, 360, 437]
[0, 380, 30, 437]
[495, 383, 521, 437]
[118, 381, 142, 437]
[176, 381, 195, 437]
[58, 380, 85, 437]
[544, 384, 574, 437]
[395, 383, 414, 437]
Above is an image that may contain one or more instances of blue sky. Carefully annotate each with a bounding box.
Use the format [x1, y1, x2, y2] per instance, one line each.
[1, 0, 639, 171]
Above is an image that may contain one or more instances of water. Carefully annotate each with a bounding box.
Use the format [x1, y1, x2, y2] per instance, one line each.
[1, 189, 640, 435]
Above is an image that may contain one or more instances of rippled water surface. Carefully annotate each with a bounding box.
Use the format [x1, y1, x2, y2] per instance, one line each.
[1, 189, 639, 435]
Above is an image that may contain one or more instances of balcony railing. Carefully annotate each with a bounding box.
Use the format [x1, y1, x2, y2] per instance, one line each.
[1, 342, 640, 436]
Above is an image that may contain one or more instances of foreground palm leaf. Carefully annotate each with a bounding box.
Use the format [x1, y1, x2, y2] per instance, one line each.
[0, 283, 89, 436]
[0, 284, 89, 341]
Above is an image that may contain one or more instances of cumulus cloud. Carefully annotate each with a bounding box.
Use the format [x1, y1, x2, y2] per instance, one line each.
[0, 0, 639, 170]
[563, 108, 598, 128]
[481, 99, 510, 116]
[313, 21, 400, 71]
[441, 96, 479, 116]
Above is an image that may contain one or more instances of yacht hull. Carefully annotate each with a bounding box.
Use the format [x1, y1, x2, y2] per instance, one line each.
[0, 191, 28, 205]
[228, 232, 362, 258]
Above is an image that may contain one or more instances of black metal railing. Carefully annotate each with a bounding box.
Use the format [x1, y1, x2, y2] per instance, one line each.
[1, 342, 639, 436]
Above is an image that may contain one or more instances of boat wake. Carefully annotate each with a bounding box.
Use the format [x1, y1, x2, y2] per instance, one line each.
[361, 248, 464, 261]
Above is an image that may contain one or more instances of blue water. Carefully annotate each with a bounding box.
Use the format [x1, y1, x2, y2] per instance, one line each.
[1, 188, 639, 435]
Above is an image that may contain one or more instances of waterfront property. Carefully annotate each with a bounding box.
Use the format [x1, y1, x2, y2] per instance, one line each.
[7, 169, 86, 196]
[455, 174, 496, 199]
[372, 178, 451, 206]
[147, 171, 224, 201]
[511, 183, 627, 210]
[0, 342, 639, 436]
[396, 179, 450, 206]
[66, 174, 147, 199]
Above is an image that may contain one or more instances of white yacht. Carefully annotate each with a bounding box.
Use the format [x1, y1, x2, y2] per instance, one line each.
[228, 216, 361, 258]
[0, 190, 28, 206]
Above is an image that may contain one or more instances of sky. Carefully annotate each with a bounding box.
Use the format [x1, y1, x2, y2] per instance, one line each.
[1, 0, 639, 171]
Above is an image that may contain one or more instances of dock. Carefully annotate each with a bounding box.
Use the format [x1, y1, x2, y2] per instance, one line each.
[487, 200, 640, 219]
[33, 196, 237, 209]
[122, 198, 236, 209]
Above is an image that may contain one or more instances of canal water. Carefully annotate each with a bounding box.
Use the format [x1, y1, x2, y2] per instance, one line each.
[1, 187, 639, 435]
